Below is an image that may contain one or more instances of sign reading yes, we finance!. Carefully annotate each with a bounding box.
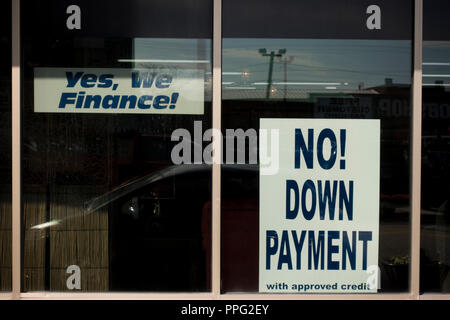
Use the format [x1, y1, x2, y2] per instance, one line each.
[259, 118, 380, 293]
[34, 68, 204, 114]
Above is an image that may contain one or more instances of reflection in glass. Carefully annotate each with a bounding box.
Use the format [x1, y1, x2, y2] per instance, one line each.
[22, 33, 212, 291]
[221, 38, 412, 292]
[421, 41, 450, 293]
[0, 0, 11, 291]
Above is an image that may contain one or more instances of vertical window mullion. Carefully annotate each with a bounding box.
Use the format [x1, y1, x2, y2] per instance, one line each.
[410, 0, 423, 299]
[212, 0, 222, 297]
[11, 0, 21, 300]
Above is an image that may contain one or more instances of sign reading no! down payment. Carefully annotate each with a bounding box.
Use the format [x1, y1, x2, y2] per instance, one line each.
[34, 68, 204, 114]
[259, 118, 380, 293]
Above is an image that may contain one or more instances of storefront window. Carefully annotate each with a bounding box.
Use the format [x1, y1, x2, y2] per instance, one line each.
[21, 0, 212, 292]
[221, 0, 412, 293]
[1, 0, 446, 300]
[0, 0, 12, 292]
[420, 0, 450, 293]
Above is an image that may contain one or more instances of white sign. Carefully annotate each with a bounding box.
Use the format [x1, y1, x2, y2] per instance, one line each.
[259, 118, 380, 293]
[34, 68, 204, 114]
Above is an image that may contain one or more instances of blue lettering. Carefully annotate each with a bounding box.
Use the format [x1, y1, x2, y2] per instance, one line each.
[119, 95, 137, 109]
[75, 91, 85, 108]
[155, 74, 172, 88]
[292, 230, 306, 270]
[80, 74, 97, 88]
[301, 180, 316, 220]
[266, 230, 279, 270]
[65, 72, 83, 88]
[317, 128, 337, 169]
[58, 92, 76, 108]
[342, 231, 356, 270]
[295, 128, 313, 169]
[286, 180, 299, 220]
[327, 231, 339, 270]
[84, 95, 101, 108]
[153, 95, 170, 109]
[359, 231, 372, 270]
[98, 74, 114, 88]
[138, 95, 153, 109]
[308, 230, 324, 270]
[339, 180, 354, 220]
[102, 95, 119, 109]
[132, 72, 157, 88]
[318, 180, 337, 220]
[169, 92, 179, 109]
[277, 231, 292, 270]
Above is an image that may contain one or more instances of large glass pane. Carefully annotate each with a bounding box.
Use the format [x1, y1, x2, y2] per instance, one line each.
[22, 0, 212, 292]
[0, 0, 11, 291]
[221, 0, 412, 293]
[421, 0, 450, 293]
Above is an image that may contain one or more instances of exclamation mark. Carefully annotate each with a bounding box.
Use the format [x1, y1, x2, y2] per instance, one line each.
[169, 93, 179, 109]
[340, 129, 346, 169]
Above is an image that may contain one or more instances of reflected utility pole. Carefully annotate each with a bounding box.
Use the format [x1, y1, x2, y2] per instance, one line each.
[259, 48, 286, 99]
[278, 55, 294, 101]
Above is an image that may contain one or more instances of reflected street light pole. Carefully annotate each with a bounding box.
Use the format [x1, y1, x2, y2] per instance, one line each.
[278, 55, 294, 101]
[259, 48, 286, 99]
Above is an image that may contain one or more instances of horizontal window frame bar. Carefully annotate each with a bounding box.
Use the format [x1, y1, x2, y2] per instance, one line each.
[17, 292, 416, 300]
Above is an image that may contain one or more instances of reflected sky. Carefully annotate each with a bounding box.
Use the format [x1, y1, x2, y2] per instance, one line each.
[131, 38, 412, 93]
[133, 38, 212, 68]
[423, 41, 450, 88]
[223, 39, 411, 92]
